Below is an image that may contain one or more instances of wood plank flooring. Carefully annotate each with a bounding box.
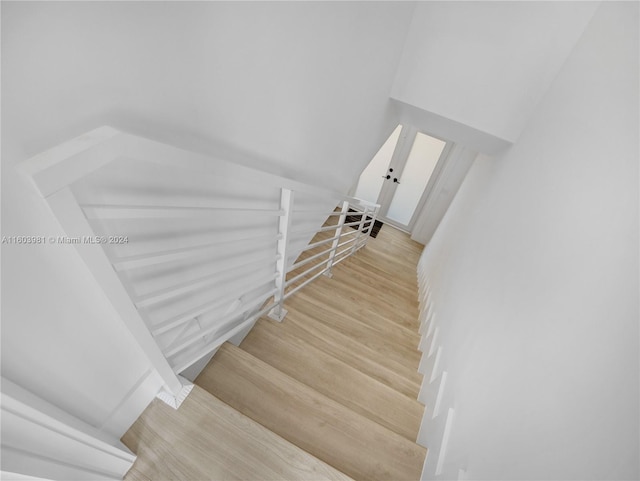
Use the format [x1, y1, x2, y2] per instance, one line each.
[197, 344, 424, 481]
[273, 307, 422, 398]
[123, 222, 426, 481]
[197, 224, 426, 481]
[240, 319, 424, 440]
[122, 386, 352, 481]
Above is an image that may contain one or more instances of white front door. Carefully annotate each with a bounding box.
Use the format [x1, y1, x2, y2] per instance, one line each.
[354, 125, 450, 232]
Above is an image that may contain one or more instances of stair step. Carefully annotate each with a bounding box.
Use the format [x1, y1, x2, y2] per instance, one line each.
[277, 310, 422, 398]
[335, 253, 418, 309]
[309, 274, 420, 331]
[335, 256, 420, 303]
[350, 259, 421, 284]
[242, 319, 424, 440]
[287, 291, 422, 371]
[196, 343, 426, 481]
[122, 385, 352, 481]
[294, 279, 421, 347]
[355, 231, 423, 269]
[356, 244, 422, 273]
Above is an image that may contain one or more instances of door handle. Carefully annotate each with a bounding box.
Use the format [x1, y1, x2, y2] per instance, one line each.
[382, 175, 391, 180]
[393, 178, 400, 184]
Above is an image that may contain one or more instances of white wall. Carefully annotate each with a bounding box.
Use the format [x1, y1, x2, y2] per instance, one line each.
[417, 2, 638, 479]
[1, 378, 136, 480]
[2, 1, 414, 191]
[1, 138, 166, 439]
[410, 145, 477, 246]
[392, 1, 599, 144]
[390, 99, 511, 155]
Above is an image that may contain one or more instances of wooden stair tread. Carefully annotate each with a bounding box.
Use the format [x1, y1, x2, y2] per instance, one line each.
[241, 319, 423, 440]
[122, 385, 352, 481]
[196, 343, 426, 481]
[277, 311, 422, 397]
[286, 292, 422, 371]
[334, 256, 420, 300]
[292, 280, 421, 345]
[315, 265, 419, 307]
[299, 273, 420, 331]
[353, 260, 418, 282]
[357, 228, 423, 257]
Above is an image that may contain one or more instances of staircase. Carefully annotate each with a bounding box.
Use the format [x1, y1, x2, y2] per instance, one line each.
[122, 225, 427, 481]
[17, 128, 425, 480]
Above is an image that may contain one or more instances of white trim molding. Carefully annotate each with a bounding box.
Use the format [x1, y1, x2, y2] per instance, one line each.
[1, 377, 136, 481]
[155, 376, 195, 410]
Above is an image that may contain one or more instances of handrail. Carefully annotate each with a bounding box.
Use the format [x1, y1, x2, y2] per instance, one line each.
[288, 234, 358, 272]
[283, 268, 328, 300]
[342, 195, 379, 209]
[290, 223, 343, 238]
[170, 298, 277, 374]
[290, 245, 336, 271]
[134, 255, 279, 308]
[16, 126, 380, 408]
[291, 228, 358, 256]
[82, 205, 285, 219]
[292, 210, 345, 216]
[112, 233, 282, 271]
[285, 260, 328, 287]
[174, 196, 376, 359]
[164, 285, 279, 358]
[151, 273, 279, 335]
[154, 189, 375, 364]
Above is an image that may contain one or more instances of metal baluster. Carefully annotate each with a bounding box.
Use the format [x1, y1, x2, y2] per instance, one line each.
[323, 200, 349, 278]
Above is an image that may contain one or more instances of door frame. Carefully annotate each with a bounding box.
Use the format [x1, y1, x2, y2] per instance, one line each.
[373, 125, 454, 233]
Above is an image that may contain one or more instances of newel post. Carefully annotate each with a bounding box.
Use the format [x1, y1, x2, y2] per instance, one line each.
[268, 188, 294, 322]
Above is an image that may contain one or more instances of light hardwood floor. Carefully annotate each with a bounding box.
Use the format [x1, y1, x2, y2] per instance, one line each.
[197, 343, 424, 481]
[239, 319, 424, 440]
[123, 222, 426, 481]
[122, 386, 352, 481]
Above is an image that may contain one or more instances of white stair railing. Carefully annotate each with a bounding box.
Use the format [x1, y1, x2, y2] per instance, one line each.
[125, 191, 378, 376]
[16, 126, 379, 408]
